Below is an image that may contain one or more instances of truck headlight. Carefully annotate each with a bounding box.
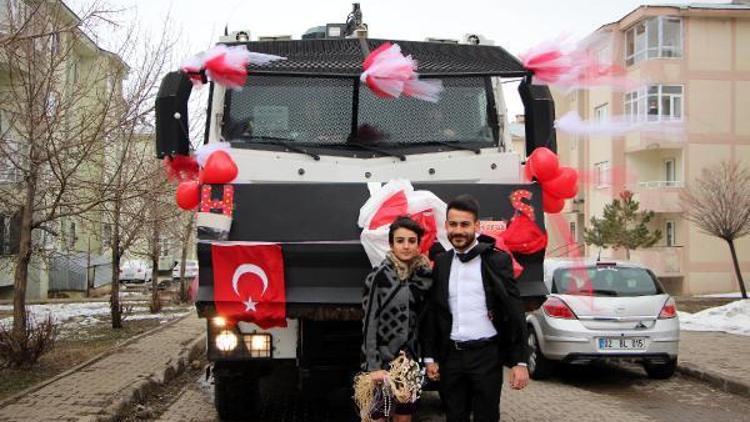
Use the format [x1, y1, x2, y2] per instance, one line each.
[211, 316, 228, 328]
[245, 333, 272, 358]
[215, 330, 238, 352]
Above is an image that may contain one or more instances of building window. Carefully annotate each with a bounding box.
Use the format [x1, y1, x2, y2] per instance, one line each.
[594, 104, 609, 122]
[664, 158, 676, 183]
[0, 215, 12, 255]
[625, 85, 683, 122]
[665, 220, 675, 246]
[101, 223, 112, 248]
[0, 139, 24, 183]
[625, 16, 683, 66]
[594, 161, 611, 188]
[50, 33, 60, 55]
[67, 221, 76, 250]
[45, 91, 59, 116]
[569, 221, 577, 243]
[160, 237, 170, 257]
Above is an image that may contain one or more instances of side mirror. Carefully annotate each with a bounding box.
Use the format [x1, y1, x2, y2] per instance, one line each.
[155, 71, 193, 158]
[518, 80, 557, 156]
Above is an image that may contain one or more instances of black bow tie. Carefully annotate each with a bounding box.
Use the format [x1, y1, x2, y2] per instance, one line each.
[456, 246, 479, 263]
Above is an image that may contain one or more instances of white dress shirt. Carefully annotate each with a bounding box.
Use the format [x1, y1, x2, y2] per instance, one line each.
[448, 240, 497, 342]
[423, 240, 527, 367]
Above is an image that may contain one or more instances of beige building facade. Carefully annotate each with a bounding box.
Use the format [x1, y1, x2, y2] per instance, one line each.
[548, 2, 750, 295]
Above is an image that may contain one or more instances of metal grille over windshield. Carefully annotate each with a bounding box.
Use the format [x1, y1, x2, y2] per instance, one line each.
[357, 77, 493, 146]
[223, 75, 496, 150]
[225, 76, 353, 145]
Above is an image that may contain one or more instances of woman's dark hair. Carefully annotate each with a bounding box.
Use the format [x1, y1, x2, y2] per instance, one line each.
[388, 216, 425, 245]
[446, 194, 480, 221]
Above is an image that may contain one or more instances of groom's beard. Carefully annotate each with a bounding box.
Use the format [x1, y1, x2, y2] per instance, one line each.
[448, 232, 476, 251]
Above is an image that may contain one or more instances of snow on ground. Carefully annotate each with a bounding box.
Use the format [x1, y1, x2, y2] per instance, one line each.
[0, 300, 190, 338]
[679, 299, 750, 336]
[696, 292, 746, 298]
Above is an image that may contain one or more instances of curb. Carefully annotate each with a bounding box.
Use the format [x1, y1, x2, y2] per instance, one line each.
[677, 362, 750, 399]
[98, 331, 206, 422]
[0, 313, 194, 410]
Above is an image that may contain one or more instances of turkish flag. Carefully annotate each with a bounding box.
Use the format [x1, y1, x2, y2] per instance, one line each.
[211, 244, 287, 329]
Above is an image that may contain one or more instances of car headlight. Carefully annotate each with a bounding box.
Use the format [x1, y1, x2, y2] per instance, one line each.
[244, 333, 272, 358]
[215, 330, 238, 352]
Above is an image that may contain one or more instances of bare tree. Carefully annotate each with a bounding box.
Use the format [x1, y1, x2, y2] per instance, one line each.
[0, 0, 131, 339]
[93, 20, 179, 328]
[681, 160, 750, 299]
[176, 212, 195, 303]
[145, 161, 178, 313]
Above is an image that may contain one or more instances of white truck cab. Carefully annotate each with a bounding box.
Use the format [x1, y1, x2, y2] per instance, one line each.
[154, 5, 556, 419]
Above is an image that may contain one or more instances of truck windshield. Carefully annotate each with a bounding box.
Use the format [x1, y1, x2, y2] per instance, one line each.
[552, 266, 663, 297]
[223, 75, 496, 150]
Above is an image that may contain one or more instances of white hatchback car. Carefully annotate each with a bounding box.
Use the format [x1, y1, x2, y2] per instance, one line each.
[172, 259, 199, 280]
[526, 259, 680, 379]
[119, 260, 153, 284]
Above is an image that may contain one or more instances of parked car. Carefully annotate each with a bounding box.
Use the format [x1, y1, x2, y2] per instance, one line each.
[119, 260, 153, 284]
[526, 259, 679, 380]
[172, 259, 199, 280]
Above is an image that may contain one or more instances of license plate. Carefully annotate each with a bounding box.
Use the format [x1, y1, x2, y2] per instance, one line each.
[597, 337, 647, 350]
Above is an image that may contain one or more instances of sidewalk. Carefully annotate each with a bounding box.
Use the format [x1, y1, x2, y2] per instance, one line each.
[0, 313, 204, 422]
[678, 330, 750, 397]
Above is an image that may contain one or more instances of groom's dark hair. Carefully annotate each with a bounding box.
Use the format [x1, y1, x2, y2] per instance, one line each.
[446, 194, 480, 221]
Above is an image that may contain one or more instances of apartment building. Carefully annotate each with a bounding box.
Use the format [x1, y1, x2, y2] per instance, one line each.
[0, 0, 128, 299]
[550, 1, 750, 294]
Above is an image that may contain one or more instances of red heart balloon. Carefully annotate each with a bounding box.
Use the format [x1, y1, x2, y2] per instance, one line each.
[176, 181, 200, 210]
[528, 147, 560, 182]
[202, 150, 238, 184]
[543, 166, 578, 199]
[542, 190, 565, 214]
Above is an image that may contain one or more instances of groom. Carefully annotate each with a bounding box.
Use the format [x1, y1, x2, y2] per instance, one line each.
[422, 194, 529, 422]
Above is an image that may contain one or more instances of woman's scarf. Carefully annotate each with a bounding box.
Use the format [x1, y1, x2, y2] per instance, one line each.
[386, 251, 431, 282]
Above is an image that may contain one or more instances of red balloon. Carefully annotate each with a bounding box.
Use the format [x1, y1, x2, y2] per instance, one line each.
[176, 181, 200, 210]
[542, 190, 565, 214]
[528, 147, 560, 182]
[202, 150, 238, 184]
[543, 166, 578, 199]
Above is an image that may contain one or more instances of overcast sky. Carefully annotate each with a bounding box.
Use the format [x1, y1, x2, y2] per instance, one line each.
[71, 0, 727, 116]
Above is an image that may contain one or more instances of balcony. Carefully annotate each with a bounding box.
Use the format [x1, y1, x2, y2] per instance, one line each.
[631, 181, 685, 213]
[630, 246, 684, 278]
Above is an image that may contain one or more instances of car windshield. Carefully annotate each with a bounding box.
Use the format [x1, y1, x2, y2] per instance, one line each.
[552, 266, 662, 297]
[223, 75, 495, 149]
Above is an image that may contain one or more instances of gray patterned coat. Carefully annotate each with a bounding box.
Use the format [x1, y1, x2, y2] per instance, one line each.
[361, 257, 432, 371]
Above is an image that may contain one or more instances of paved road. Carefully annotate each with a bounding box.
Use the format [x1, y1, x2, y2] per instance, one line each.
[156, 362, 750, 422]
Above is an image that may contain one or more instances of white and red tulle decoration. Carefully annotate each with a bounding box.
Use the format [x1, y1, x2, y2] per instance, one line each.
[520, 38, 635, 90]
[358, 180, 451, 267]
[360, 42, 443, 102]
[181, 45, 285, 89]
[555, 111, 685, 137]
[164, 154, 199, 183]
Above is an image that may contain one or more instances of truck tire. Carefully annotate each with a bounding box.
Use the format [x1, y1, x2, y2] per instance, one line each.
[214, 367, 261, 421]
[644, 357, 677, 379]
[527, 328, 555, 380]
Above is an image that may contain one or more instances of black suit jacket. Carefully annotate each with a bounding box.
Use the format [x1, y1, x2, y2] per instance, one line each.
[422, 237, 529, 368]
